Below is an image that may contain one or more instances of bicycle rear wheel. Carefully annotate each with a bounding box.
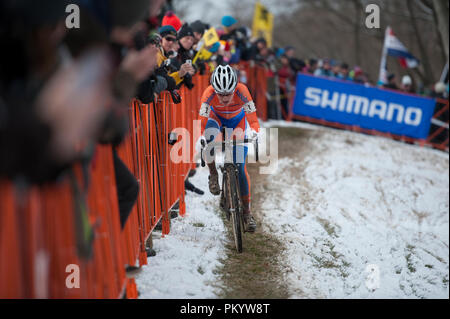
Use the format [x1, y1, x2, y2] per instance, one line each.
[225, 164, 243, 253]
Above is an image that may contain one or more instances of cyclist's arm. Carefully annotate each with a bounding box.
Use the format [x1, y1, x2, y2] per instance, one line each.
[199, 87, 215, 133]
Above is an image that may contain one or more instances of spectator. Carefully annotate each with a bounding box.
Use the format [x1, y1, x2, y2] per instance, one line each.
[220, 15, 238, 39]
[157, 25, 194, 87]
[223, 23, 251, 64]
[190, 20, 207, 46]
[278, 54, 295, 83]
[383, 73, 398, 90]
[284, 46, 305, 74]
[285, 46, 295, 58]
[277, 54, 295, 119]
[245, 38, 270, 65]
[401, 75, 415, 94]
[314, 59, 333, 77]
[135, 33, 173, 104]
[305, 58, 318, 74]
[220, 15, 249, 55]
[330, 60, 340, 78]
[177, 23, 196, 63]
[352, 66, 366, 84]
[431, 82, 447, 99]
[218, 16, 241, 64]
[275, 47, 285, 58]
[175, 23, 196, 89]
[337, 63, 352, 81]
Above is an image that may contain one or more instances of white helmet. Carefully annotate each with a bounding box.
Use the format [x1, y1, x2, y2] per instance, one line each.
[211, 65, 238, 94]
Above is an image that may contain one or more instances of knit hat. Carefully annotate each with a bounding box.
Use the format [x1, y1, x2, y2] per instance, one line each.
[221, 15, 237, 27]
[354, 66, 363, 76]
[276, 48, 285, 58]
[255, 37, 267, 46]
[435, 82, 446, 93]
[402, 75, 412, 86]
[190, 20, 207, 34]
[158, 25, 177, 38]
[177, 23, 194, 40]
[162, 11, 182, 31]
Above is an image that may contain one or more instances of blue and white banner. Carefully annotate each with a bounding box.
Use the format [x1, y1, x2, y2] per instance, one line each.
[293, 73, 436, 139]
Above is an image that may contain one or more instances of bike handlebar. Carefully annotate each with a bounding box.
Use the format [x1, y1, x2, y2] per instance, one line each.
[200, 136, 259, 167]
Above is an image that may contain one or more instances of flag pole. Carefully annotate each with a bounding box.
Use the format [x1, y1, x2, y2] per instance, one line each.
[378, 26, 390, 85]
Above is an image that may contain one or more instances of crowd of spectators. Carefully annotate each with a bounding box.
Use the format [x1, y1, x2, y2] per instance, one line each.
[145, 8, 448, 119]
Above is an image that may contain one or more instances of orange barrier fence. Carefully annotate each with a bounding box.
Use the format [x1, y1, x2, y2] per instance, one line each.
[238, 61, 268, 121]
[424, 98, 449, 152]
[0, 148, 128, 298]
[0, 63, 268, 298]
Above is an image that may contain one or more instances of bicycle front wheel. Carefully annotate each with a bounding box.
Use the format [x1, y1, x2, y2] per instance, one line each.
[225, 164, 243, 253]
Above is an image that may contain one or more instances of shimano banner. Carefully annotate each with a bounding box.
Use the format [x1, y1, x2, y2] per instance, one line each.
[293, 73, 436, 139]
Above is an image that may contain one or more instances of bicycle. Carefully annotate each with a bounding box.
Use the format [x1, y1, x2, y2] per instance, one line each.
[200, 127, 259, 253]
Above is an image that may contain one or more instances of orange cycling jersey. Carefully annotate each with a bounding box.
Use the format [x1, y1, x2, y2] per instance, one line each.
[199, 83, 260, 134]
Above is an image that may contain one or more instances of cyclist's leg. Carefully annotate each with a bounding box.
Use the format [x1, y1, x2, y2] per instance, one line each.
[235, 148, 250, 205]
[204, 114, 221, 195]
[232, 118, 256, 231]
[232, 117, 250, 209]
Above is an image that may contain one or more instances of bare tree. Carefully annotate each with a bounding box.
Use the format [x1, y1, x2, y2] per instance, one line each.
[432, 0, 449, 63]
[172, 0, 447, 86]
[407, 0, 434, 84]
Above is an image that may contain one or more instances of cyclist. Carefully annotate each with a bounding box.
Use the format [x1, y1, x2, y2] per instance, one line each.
[199, 65, 260, 232]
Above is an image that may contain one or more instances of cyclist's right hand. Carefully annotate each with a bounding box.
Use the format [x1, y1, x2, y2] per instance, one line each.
[200, 136, 207, 148]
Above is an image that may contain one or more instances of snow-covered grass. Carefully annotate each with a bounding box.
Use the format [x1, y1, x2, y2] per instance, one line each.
[135, 168, 226, 299]
[135, 121, 449, 299]
[258, 125, 449, 298]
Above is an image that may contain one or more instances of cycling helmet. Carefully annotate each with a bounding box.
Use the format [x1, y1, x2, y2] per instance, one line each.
[210, 65, 238, 94]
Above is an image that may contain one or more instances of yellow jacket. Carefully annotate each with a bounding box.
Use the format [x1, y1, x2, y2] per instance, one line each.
[157, 49, 183, 85]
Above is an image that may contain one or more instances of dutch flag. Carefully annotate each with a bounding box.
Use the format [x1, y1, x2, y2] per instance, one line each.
[378, 26, 420, 84]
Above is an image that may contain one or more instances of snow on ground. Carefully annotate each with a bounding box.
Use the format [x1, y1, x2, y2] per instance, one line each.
[135, 167, 226, 299]
[135, 121, 449, 299]
[258, 124, 449, 298]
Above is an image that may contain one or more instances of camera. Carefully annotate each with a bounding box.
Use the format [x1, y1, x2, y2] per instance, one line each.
[168, 131, 178, 145]
[183, 73, 194, 90]
[169, 90, 182, 104]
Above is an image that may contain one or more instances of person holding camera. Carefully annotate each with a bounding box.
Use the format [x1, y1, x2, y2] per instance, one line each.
[157, 25, 195, 87]
[174, 23, 198, 90]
